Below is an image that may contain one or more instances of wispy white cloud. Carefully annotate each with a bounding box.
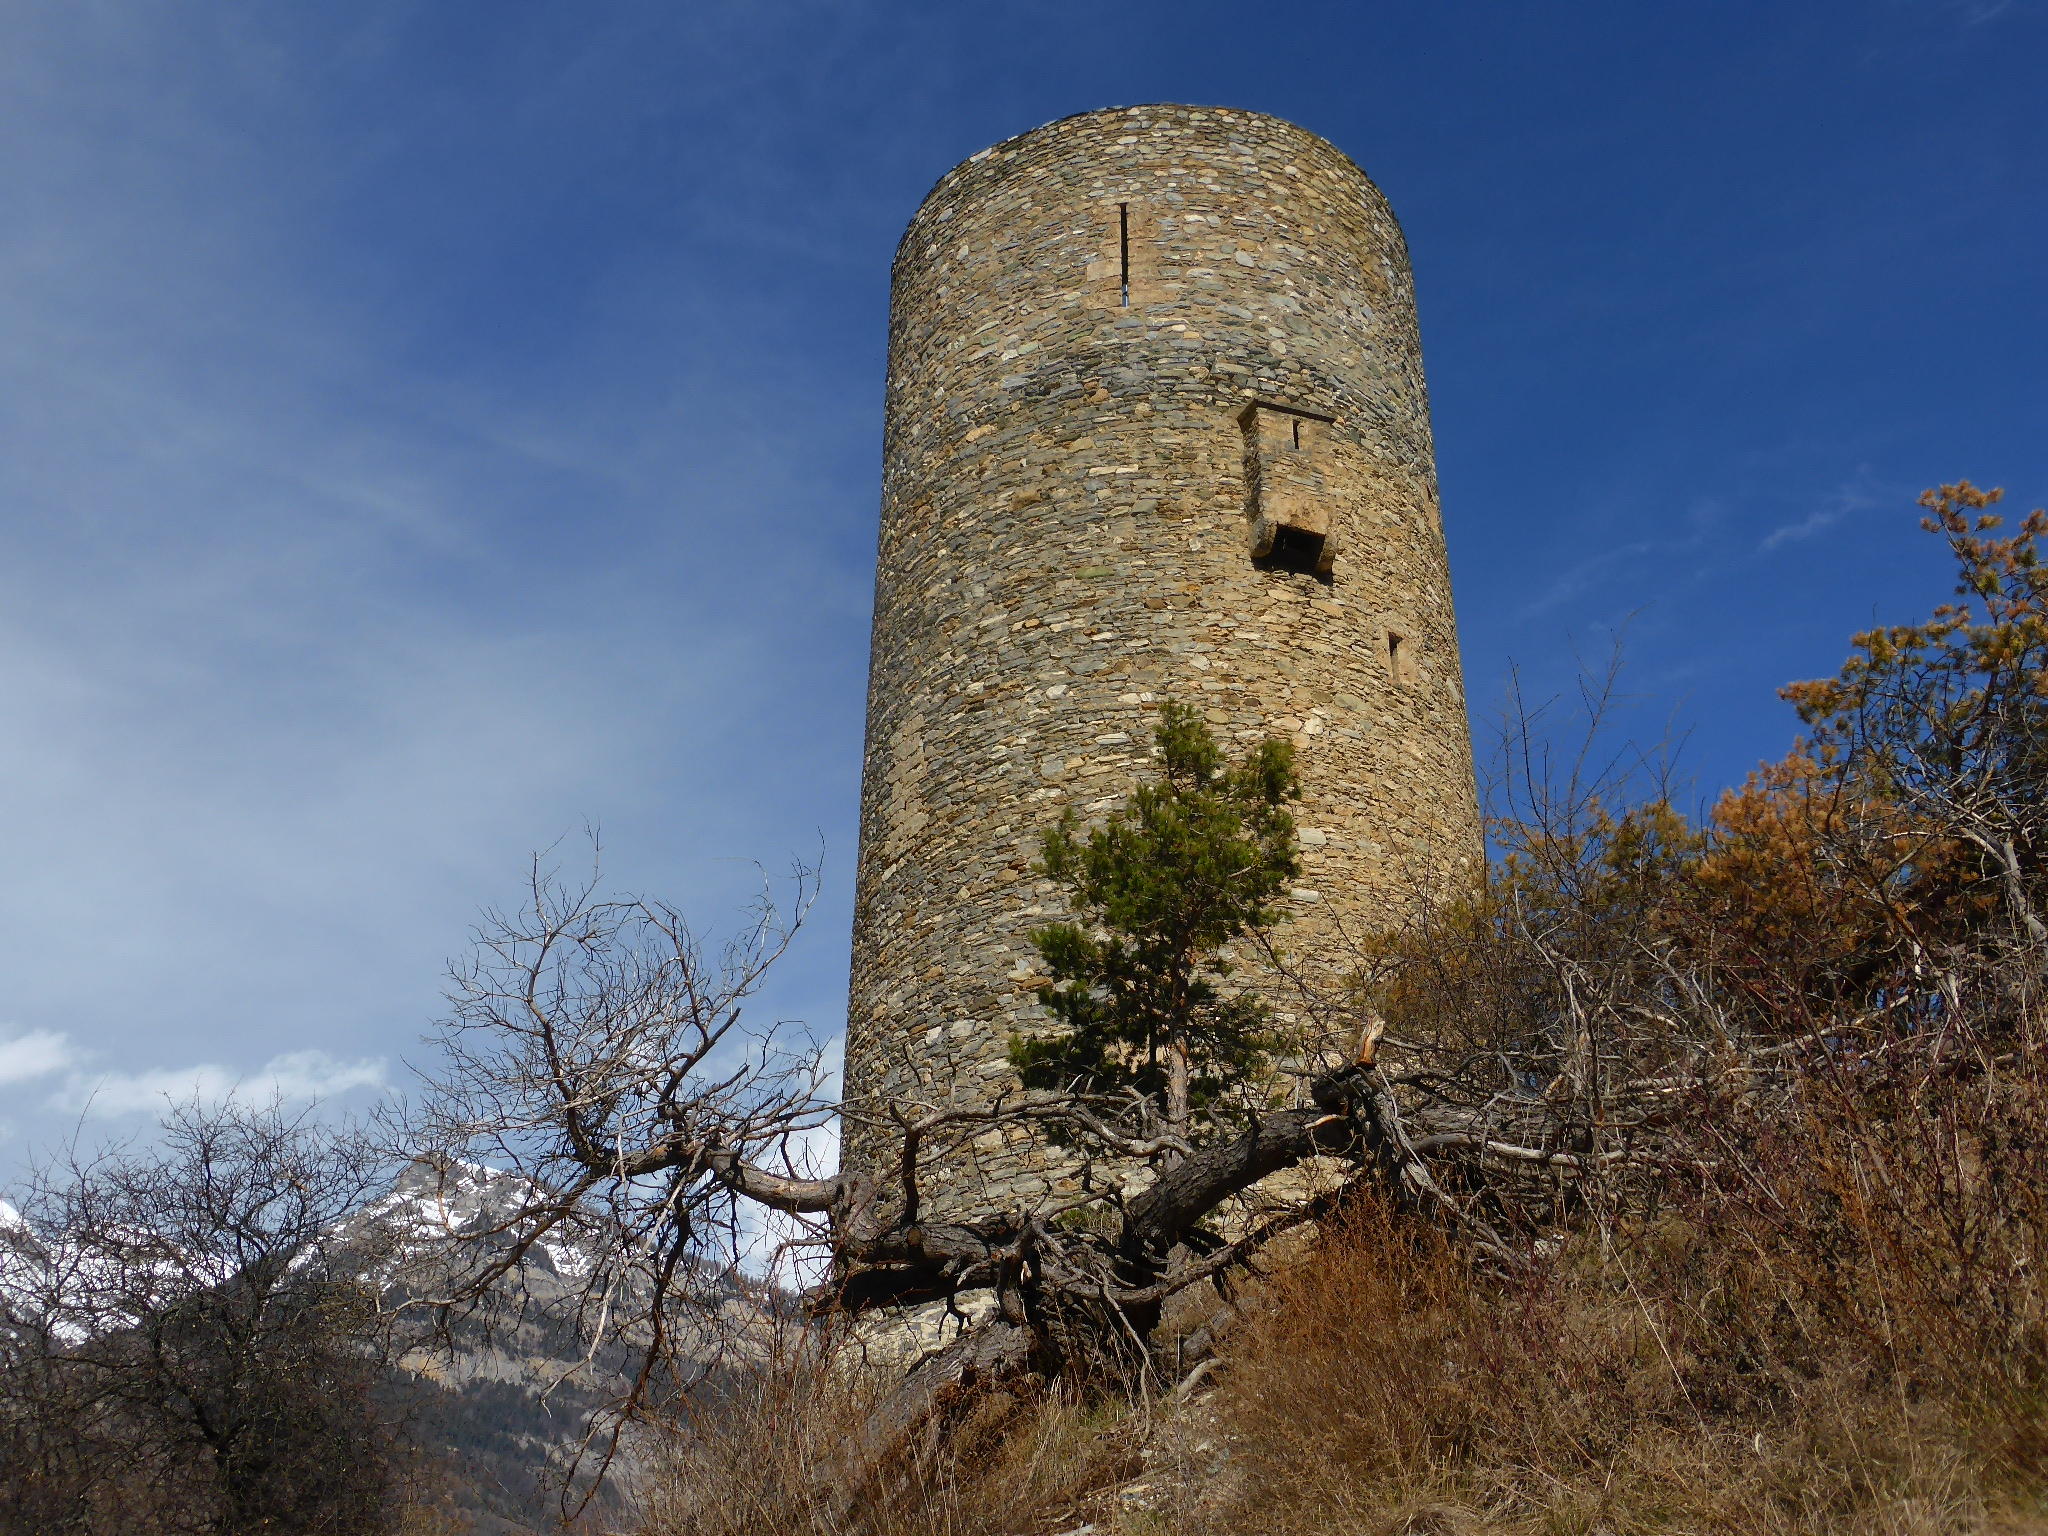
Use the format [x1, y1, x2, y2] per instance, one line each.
[0, 1031, 74, 1088]
[1515, 541, 1657, 620]
[1760, 470, 1886, 552]
[1760, 505, 1844, 551]
[1952, 0, 2017, 27]
[57, 1049, 388, 1121]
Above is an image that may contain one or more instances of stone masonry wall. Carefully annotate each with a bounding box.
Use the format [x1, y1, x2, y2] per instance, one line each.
[845, 104, 1481, 1216]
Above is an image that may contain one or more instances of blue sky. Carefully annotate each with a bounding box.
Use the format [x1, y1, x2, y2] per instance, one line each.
[0, 0, 2041, 1158]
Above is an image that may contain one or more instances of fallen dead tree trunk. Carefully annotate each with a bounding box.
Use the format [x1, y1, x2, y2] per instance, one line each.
[390, 841, 1739, 1515]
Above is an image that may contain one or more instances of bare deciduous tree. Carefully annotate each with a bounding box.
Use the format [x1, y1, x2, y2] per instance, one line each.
[1, 1101, 408, 1536]
[392, 853, 828, 1489]
[398, 762, 1525, 1490]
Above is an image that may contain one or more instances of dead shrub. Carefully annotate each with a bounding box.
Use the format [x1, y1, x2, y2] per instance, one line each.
[629, 1327, 1139, 1536]
[1195, 1137, 2048, 1536]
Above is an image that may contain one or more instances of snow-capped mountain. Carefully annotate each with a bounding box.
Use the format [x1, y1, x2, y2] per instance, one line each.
[345, 1157, 775, 1529]
[3, 1159, 774, 1533]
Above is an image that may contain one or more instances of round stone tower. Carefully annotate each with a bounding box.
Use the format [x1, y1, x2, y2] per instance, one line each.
[844, 104, 1480, 1213]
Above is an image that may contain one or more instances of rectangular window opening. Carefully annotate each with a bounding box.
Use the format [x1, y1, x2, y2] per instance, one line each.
[1388, 632, 1412, 684]
[1259, 525, 1328, 577]
[1118, 203, 1130, 307]
[1290, 417, 1302, 449]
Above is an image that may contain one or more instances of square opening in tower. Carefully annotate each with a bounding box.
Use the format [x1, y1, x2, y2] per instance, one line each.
[1240, 401, 1340, 577]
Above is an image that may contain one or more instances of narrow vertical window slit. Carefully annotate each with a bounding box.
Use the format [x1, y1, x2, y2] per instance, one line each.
[1118, 203, 1130, 307]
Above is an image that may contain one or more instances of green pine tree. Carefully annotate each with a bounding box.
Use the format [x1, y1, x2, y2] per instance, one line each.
[1011, 701, 1302, 1151]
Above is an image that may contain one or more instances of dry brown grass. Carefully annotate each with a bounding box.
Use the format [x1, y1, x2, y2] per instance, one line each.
[627, 1055, 2048, 1536]
[1192, 1159, 2048, 1536]
[626, 1331, 1139, 1536]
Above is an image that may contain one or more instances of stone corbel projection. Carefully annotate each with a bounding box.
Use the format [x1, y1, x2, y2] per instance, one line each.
[1241, 401, 1342, 577]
